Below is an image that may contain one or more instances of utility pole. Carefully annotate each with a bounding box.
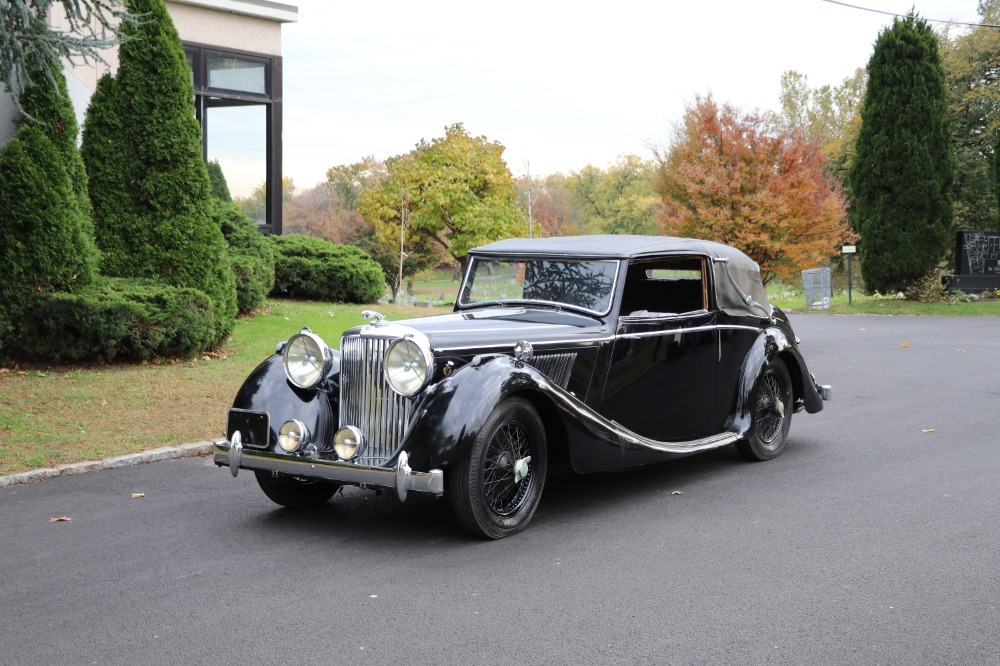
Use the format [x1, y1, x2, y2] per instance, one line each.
[523, 160, 539, 238]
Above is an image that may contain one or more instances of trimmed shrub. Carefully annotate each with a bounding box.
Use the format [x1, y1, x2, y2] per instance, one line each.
[80, 0, 236, 344]
[18, 278, 218, 362]
[0, 124, 99, 355]
[214, 202, 275, 314]
[269, 235, 385, 303]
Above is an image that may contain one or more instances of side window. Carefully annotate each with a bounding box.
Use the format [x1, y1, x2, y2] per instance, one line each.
[620, 257, 707, 317]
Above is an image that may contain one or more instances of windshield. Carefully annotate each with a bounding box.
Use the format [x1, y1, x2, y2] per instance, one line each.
[459, 257, 619, 315]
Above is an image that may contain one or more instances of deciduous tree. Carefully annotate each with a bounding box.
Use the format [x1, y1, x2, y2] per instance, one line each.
[359, 123, 526, 277]
[940, 1, 1000, 231]
[849, 14, 954, 293]
[653, 96, 851, 285]
[565, 156, 660, 235]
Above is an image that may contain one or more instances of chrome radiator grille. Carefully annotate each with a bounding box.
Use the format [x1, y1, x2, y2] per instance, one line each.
[339, 335, 413, 466]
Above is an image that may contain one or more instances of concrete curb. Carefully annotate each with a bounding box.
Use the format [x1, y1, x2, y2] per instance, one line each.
[0, 441, 214, 488]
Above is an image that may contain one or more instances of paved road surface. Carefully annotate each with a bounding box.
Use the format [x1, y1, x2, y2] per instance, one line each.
[2, 314, 998, 665]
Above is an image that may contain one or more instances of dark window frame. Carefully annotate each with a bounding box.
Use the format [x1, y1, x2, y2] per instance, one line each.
[183, 42, 283, 235]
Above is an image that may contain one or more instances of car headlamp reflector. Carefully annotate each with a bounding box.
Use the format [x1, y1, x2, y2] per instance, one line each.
[277, 419, 308, 453]
[283, 329, 332, 389]
[334, 426, 363, 460]
[384, 337, 433, 396]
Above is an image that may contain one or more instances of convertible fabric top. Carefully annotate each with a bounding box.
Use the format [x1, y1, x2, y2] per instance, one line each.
[473, 235, 751, 265]
[471, 235, 769, 318]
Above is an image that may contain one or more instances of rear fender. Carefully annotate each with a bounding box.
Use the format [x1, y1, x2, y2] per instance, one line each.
[732, 327, 821, 435]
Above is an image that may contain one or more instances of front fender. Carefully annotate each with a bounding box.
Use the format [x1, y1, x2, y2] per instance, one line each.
[229, 354, 338, 454]
[404, 355, 545, 471]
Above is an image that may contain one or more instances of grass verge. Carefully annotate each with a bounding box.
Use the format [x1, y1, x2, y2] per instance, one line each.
[0, 300, 439, 476]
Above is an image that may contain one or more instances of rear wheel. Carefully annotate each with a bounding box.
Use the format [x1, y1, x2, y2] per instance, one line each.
[736, 357, 793, 462]
[448, 398, 547, 539]
[254, 470, 340, 508]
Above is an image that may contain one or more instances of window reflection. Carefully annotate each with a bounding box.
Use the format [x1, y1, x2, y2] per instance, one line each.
[206, 98, 267, 223]
[207, 55, 266, 95]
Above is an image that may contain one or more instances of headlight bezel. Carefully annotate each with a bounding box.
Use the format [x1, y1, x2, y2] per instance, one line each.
[282, 328, 333, 390]
[384, 334, 434, 397]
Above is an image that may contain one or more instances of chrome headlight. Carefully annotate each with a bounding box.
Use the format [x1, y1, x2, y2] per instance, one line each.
[282, 328, 332, 389]
[384, 336, 434, 396]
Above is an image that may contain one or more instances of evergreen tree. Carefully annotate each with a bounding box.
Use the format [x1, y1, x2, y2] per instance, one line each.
[207, 160, 232, 202]
[0, 125, 99, 351]
[81, 0, 236, 343]
[18, 55, 95, 223]
[849, 14, 954, 293]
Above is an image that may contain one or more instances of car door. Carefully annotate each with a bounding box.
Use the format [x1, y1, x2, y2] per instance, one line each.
[598, 258, 719, 441]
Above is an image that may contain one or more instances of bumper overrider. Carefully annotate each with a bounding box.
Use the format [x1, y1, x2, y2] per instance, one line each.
[213, 431, 445, 502]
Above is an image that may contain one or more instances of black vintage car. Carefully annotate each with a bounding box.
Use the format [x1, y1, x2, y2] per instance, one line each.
[214, 235, 831, 538]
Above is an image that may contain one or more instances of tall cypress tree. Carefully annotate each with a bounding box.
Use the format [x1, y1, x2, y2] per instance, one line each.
[81, 0, 236, 343]
[849, 14, 954, 293]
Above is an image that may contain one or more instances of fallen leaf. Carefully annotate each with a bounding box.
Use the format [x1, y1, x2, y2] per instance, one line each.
[901, 342, 909, 348]
[131, 492, 145, 499]
[49, 516, 71, 522]
[671, 490, 683, 495]
[922, 429, 936, 433]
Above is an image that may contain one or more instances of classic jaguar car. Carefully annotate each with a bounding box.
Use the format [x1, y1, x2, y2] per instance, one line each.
[214, 235, 831, 538]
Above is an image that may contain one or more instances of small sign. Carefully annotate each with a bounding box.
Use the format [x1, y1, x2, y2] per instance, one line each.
[842, 245, 857, 254]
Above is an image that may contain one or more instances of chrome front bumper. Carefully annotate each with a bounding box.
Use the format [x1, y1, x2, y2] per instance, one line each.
[213, 432, 444, 502]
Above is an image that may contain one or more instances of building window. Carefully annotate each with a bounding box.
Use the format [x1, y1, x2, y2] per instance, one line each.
[184, 43, 283, 235]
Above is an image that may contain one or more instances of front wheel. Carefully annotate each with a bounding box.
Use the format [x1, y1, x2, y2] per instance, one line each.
[448, 398, 548, 539]
[254, 470, 340, 509]
[736, 357, 793, 462]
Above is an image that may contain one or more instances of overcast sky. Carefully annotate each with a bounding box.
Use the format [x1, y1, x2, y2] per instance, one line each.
[279, 0, 981, 192]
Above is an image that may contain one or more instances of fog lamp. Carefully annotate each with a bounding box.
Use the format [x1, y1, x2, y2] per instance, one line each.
[334, 426, 364, 460]
[277, 419, 308, 453]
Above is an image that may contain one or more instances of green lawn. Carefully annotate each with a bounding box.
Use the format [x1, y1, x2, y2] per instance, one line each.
[0, 300, 444, 476]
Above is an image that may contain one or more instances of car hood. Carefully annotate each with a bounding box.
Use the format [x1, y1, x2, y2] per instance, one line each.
[390, 307, 607, 352]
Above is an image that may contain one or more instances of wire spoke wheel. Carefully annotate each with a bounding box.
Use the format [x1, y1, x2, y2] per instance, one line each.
[737, 358, 793, 462]
[449, 398, 547, 539]
[753, 371, 785, 443]
[482, 421, 533, 516]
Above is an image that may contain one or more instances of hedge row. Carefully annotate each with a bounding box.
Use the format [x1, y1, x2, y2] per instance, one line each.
[18, 279, 220, 362]
[269, 234, 384, 303]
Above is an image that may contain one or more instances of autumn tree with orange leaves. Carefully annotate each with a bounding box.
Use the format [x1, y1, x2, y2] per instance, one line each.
[653, 96, 853, 285]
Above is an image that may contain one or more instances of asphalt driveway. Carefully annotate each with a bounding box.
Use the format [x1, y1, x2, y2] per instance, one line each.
[1, 314, 998, 665]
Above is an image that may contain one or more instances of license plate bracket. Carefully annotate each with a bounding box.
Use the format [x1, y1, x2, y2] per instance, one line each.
[227, 408, 270, 449]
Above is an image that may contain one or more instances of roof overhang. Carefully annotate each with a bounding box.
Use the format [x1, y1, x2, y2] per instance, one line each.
[170, 0, 298, 23]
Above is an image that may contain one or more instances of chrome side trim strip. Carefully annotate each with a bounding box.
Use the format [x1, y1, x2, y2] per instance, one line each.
[521, 361, 742, 455]
[213, 438, 444, 500]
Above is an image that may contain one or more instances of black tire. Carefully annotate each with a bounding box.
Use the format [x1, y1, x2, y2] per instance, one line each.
[448, 398, 548, 539]
[254, 470, 340, 509]
[736, 357, 793, 462]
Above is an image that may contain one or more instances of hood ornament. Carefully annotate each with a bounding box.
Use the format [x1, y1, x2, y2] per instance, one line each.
[361, 310, 387, 326]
